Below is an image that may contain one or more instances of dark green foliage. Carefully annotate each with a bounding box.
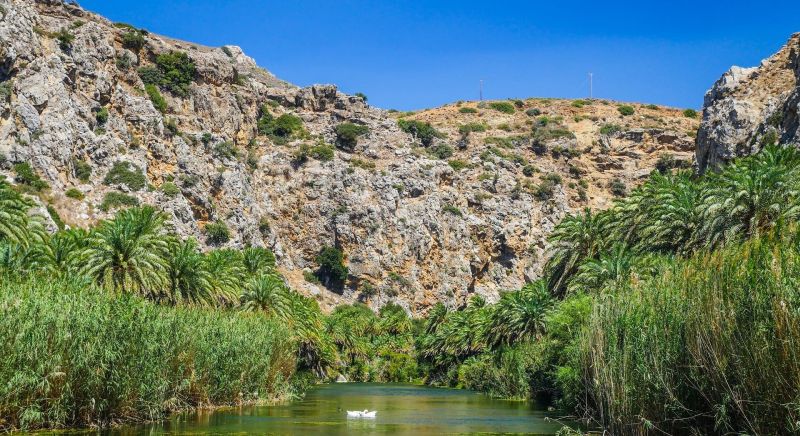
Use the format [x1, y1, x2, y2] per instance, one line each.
[397, 119, 444, 147]
[0, 81, 12, 103]
[145, 84, 167, 113]
[205, 220, 231, 245]
[617, 105, 635, 116]
[354, 92, 368, 102]
[609, 178, 626, 197]
[489, 101, 516, 114]
[160, 182, 180, 198]
[428, 144, 454, 160]
[442, 204, 462, 217]
[213, 141, 239, 159]
[103, 161, 146, 191]
[292, 142, 334, 165]
[315, 246, 348, 290]
[599, 123, 621, 135]
[13, 163, 49, 191]
[258, 109, 304, 142]
[46, 205, 64, 230]
[525, 108, 541, 117]
[334, 122, 369, 150]
[95, 107, 109, 124]
[121, 30, 146, 51]
[458, 122, 487, 135]
[448, 159, 468, 171]
[459, 107, 478, 114]
[682, 108, 698, 118]
[54, 28, 75, 50]
[655, 153, 676, 174]
[99, 191, 139, 211]
[138, 51, 196, 97]
[72, 159, 92, 182]
[65, 188, 84, 200]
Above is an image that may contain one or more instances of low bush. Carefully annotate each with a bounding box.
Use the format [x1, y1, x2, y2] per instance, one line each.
[145, 84, 167, 113]
[205, 220, 231, 245]
[160, 182, 180, 198]
[397, 119, 444, 147]
[121, 30, 146, 51]
[682, 108, 698, 118]
[315, 246, 348, 290]
[103, 161, 146, 191]
[489, 101, 516, 114]
[459, 107, 478, 114]
[428, 144, 454, 160]
[334, 122, 369, 150]
[13, 163, 49, 191]
[617, 105, 635, 116]
[99, 191, 139, 211]
[95, 107, 109, 125]
[72, 159, 92, 182]
[65, 188, 84, 200]
[458, 122, 487, 135]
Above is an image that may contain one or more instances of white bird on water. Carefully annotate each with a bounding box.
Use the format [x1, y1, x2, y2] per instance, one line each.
[347, 409, 377, 418]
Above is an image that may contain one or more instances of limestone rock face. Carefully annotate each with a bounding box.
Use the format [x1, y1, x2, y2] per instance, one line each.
[697, 33, 800, 172]
[0, 0, 698, 314]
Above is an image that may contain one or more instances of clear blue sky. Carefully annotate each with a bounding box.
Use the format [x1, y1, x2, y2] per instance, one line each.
[79, 0, 800, 111]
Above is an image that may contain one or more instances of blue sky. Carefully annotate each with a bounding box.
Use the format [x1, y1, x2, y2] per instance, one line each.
[79, 0, 800, 111]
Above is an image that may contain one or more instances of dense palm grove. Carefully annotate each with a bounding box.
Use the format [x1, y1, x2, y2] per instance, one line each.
[2, 144, 800, 434]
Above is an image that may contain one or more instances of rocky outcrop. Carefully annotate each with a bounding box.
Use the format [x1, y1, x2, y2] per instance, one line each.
[697, 33, 800, 172]
[0, 0, 698, 314]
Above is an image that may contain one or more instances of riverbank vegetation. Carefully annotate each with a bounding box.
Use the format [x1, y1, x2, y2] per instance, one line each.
[2, 144, 799, 434]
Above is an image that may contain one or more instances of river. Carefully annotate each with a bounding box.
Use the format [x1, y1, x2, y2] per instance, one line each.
[62, 383, 578, 435]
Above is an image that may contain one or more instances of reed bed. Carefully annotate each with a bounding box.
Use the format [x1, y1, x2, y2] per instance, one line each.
[0, 275, 298, 431]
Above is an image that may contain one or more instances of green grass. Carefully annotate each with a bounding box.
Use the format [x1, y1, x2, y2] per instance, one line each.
[0, 275, 296, 431]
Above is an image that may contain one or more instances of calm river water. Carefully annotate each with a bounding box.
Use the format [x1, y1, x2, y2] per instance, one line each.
[61, 383, 579, 435]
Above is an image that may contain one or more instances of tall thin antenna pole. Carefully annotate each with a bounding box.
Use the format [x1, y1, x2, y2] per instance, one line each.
[479, 79, 483, 102]
[588, 73, 593, 99]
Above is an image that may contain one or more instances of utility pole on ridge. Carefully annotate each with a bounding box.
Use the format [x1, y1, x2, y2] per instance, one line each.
[588, 72, 593, 99]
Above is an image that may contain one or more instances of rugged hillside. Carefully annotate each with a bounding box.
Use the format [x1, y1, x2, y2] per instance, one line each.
[0, 0, 698, 313]
[697, 33, 800, 171]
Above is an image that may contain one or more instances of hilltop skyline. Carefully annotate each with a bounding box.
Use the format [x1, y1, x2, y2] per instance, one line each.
[78, 0, 800, 111]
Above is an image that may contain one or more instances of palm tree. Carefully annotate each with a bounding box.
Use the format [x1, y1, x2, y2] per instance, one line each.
[378, 302, 412, 336]
[242, 246, 276, 276]
[164, 238, 215, 305]
[240, 273, 334, 377]
[240, 273, 292, 316]
[545, 208, 606, 296]
[42, 228, 90, 276]
[205, 248, 246, 303]
[637, 171, 701, 254]
[326, 304, 376, 365]
[0, 181, 34, 245]
[487, 280, 553, 348]
[424, 302, 448, 335]
[695, 145, 800, 248]
[81, 206, 170, 297]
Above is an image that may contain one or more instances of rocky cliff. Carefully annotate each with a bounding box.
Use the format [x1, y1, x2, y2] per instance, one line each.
[0, 0, 698, 313]
[697, 33, 800, 172]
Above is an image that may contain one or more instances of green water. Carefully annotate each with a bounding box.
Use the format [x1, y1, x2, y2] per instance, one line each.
[103, 383, 575, 435]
